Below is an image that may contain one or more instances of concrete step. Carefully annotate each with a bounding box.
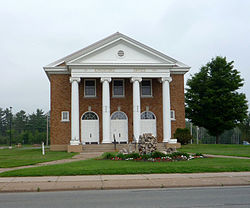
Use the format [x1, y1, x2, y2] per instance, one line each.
[82, 144, 128, 152]
[81, 143, 180, 152]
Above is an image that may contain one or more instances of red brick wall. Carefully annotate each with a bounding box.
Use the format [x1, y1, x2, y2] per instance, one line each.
[50, 74, 71, 145]
[110, 79, 133, 142]
[50, 74, 185, 145]
[79, 78, 103, 143]
[170, 74, 186, 136]
[141, 79, 163, 142]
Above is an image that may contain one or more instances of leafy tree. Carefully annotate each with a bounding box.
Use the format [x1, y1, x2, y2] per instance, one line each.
[185, 56, 248, 144]
[238, 113, 250, 142]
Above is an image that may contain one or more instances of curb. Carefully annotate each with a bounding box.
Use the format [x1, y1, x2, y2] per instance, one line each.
[0, 172, 249, 193]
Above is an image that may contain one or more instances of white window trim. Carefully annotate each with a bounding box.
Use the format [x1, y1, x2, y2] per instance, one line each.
[141, 79, 153, 97]
[84, 79, 96, 97]
[171, 110, 176, 120]
[61, 111, 69, 122]
[112, 79, 125, 97]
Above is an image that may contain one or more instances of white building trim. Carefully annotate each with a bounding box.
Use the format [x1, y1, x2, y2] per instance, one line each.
[100, 77, 112, 143]
[44, 33, 190, 146]
[69, 77, 81, 145]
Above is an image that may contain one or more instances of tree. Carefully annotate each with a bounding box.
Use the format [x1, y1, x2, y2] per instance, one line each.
[238, 113, 250, 142]
[185, 56, 248, 144]
[13, 110, 28, 134]
[27, 109, 46, 134]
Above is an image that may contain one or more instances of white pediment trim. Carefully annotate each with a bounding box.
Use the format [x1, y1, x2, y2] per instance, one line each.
[67, 38, 174, 65]
[45, 32, 190, 69]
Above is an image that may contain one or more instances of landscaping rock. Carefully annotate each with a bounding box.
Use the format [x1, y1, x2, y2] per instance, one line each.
[119, 148, 128, 154]
[138, 134, 157, 154]
[166, 147, 177, 154]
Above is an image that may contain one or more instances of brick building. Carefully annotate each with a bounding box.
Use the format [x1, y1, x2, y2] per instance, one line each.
[44, 33, 190, 152]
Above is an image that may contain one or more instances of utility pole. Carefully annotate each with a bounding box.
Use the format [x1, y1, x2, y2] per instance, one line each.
[46, 111, 50, 146]
[9, 107, 12, 148]
[190, 122, 193, 144]
[196, 126, 199, 144]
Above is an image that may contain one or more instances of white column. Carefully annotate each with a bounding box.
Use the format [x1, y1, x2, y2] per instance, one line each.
[131, 77, 142, 142]
[70, 77, 81, 145]
[161, 77, 176, 143]
[101, 77, 111, 143]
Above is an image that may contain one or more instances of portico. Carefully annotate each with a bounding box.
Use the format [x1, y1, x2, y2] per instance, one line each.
[44, 32, 190, 151]
[69, 73, 174, 145]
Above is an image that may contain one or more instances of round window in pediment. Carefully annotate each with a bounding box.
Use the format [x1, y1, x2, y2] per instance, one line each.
[117, 50, 124, 57]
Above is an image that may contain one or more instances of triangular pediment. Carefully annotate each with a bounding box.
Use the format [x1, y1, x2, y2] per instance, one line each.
[69, 39, 174, 65]
[45, 32, 190, 69]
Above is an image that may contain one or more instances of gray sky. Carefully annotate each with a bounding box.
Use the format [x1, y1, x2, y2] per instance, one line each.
[0, 0, 249, 114]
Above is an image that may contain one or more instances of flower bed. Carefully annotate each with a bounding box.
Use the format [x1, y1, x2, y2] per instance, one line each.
[101, 151, 204, 162]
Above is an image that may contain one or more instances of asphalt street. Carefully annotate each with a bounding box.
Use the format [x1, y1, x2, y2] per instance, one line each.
[0, 186, 249, 208]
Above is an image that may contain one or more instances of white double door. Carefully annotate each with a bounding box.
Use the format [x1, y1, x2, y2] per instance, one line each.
[81, 120, 99, 144]
[111, 120, 128, 143]
[140, 119, 157, 137]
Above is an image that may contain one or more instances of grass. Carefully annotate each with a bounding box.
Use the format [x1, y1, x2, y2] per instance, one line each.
[180, 144, 250, 157]
[0, 148, 77, 168]
[0, 157, 250, 177]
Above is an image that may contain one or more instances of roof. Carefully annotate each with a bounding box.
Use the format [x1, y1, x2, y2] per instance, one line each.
[44, 32, 190, 69]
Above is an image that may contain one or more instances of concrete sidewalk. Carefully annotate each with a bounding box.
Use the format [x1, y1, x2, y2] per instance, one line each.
[0, 172, 250, 192]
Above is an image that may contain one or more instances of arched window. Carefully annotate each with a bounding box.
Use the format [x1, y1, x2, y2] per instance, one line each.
[111, 111, 127, 120]
[141, 111, 156, 120]
[82, 112, 98, 120]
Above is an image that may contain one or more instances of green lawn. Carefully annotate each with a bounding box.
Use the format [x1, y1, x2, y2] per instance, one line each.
[180, 144, 250, 157]
[0, 148, 77, 168]
[1, 157, 250, 177]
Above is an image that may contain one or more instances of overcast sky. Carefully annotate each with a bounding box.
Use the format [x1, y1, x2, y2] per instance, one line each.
[0, 0, 249, 114]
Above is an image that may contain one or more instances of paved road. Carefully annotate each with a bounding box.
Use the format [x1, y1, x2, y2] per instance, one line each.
[0, 186, 249, 208]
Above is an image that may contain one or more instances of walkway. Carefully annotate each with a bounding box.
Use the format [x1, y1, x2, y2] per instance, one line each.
[204, 154, 250, 159]
[0, 172, 250, 192]
[0, 152, 103, 174]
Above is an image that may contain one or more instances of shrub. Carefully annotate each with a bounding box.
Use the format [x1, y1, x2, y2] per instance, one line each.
[116, 153, 126, 159]
[170, 152, 190, 158]
[151, 151, 166, 158]
[141, 154, 151, 160]
[174, 128, 192, 145]
[126, 153, 140, 159]
[102, 152, 116, 160]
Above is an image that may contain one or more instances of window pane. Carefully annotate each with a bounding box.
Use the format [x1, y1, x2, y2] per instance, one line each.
[141, 111, 155, 119]
[62, 112, 69, 121]
[171, 110, 175, 119]
[113, 80, 124, 96]
[85, 80, 95, 96]
[85, 80, 95, 86]
[142, 80, 151, 96]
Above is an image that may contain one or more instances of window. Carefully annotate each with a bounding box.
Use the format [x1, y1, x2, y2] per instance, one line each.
[111, 111, 127, 120]
[84, 79, 96, 97]
[141, 79, 152, 97]
[61, 111, 69, 122]
[82, 112, 98, 120]
[171, 110, 175, 120]
[113, 79, 124, 97]
[141, 111, 156, 119]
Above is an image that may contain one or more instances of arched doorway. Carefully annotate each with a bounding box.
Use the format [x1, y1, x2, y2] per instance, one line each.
[140, 111, 157, 136]
[111, 111, 128, 143]
[81, 111, 99, 144]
